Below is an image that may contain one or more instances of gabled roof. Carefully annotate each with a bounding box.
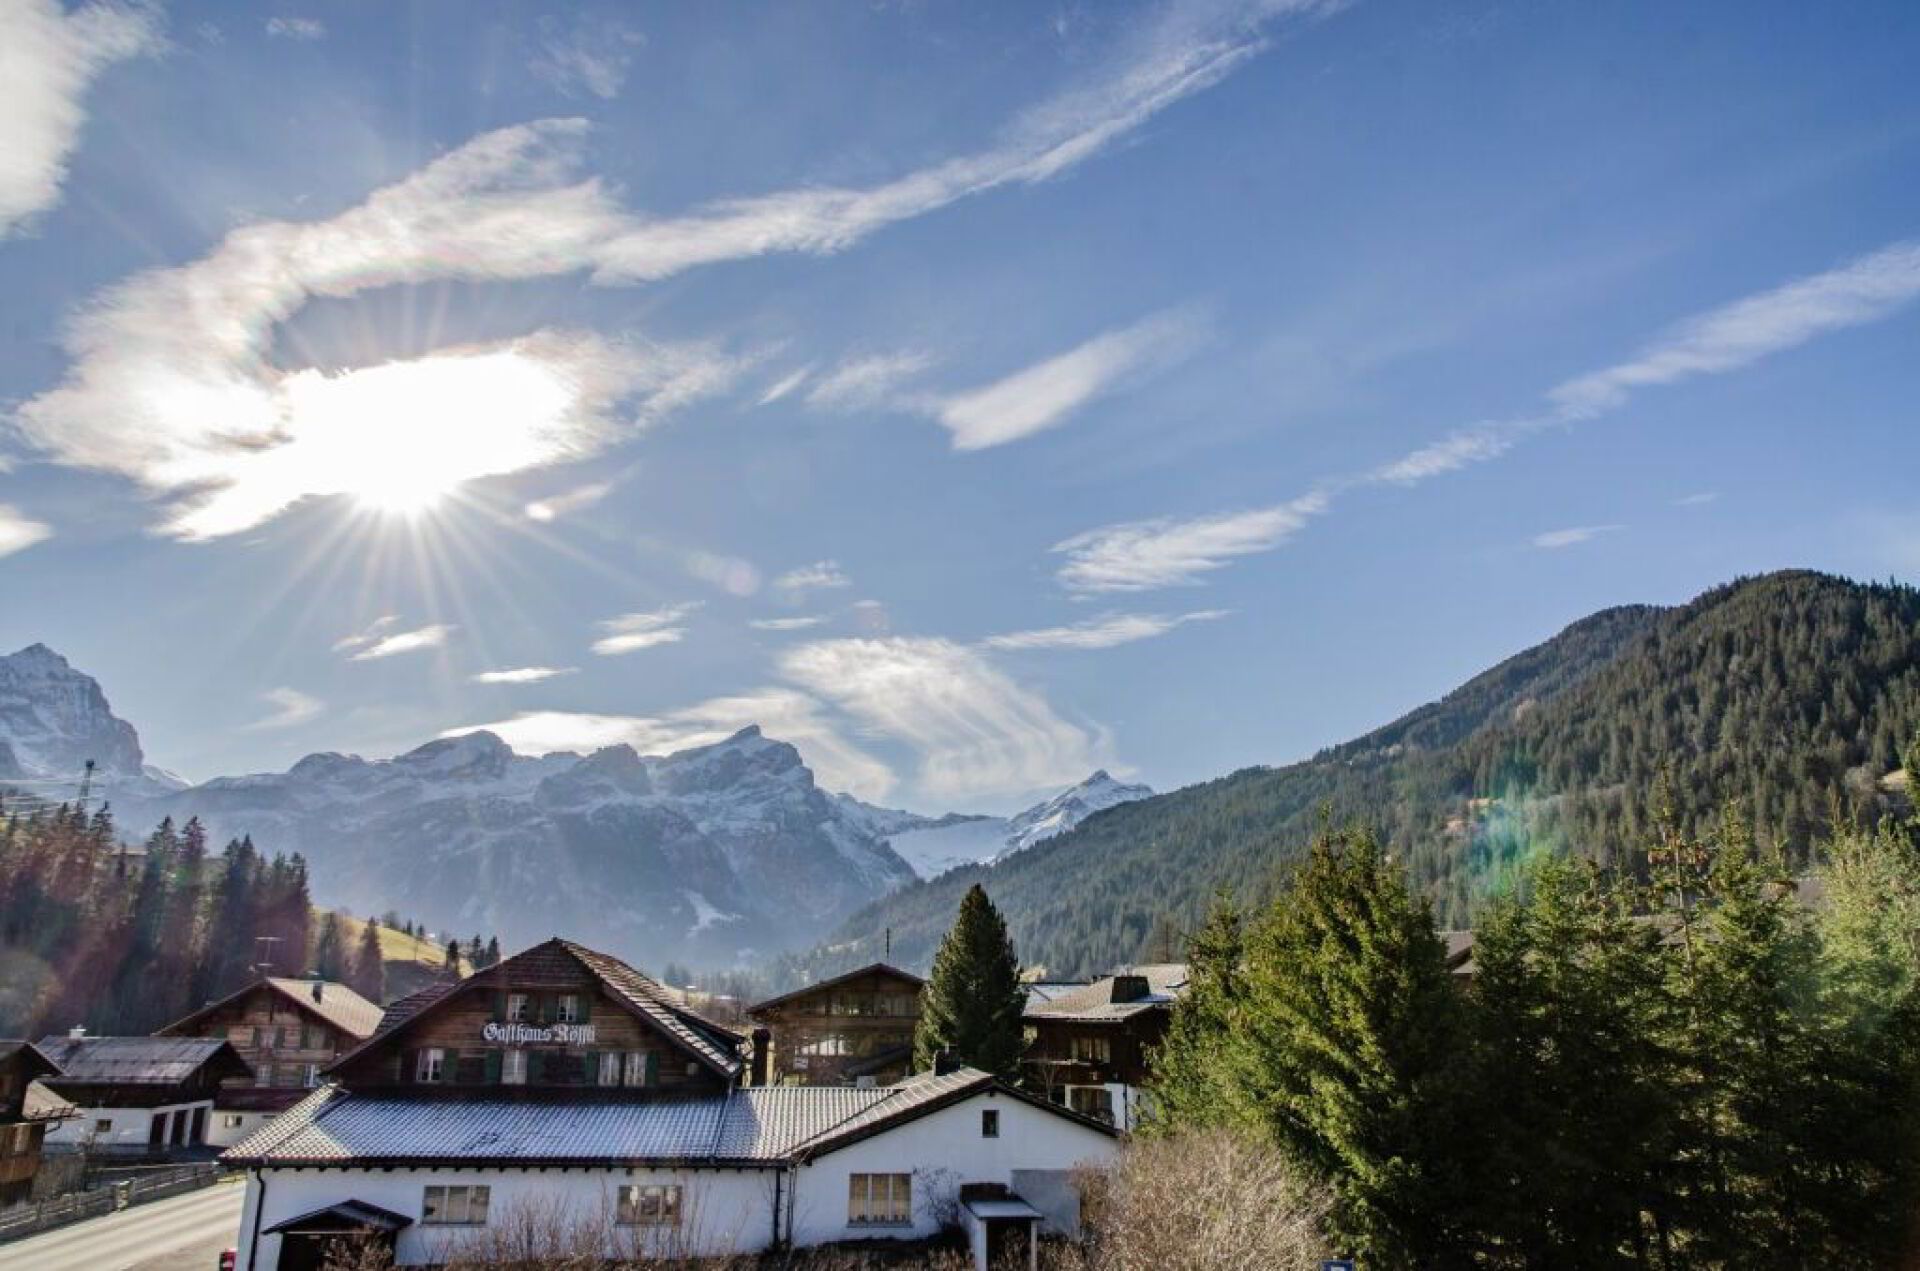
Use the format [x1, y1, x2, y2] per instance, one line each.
[746, 962, 925, 1017]
[325, 938, 743, 1082]
[0, 1040, 61, 1083]
[224, 1066, 1116, 1168]
[33, 1036, 251, 1088]
[264, 1199, 413, 1236]
[1024, 964, 1188, 1022]
[157, 978, 383, 1043]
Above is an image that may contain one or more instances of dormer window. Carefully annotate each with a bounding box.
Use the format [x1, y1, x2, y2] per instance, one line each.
[555, 994, 581, 1024]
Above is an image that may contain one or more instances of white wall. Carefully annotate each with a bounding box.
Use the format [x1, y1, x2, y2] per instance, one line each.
[42, 1099, 211, 1150]
[206, 1108, 277, 1149]
[788, 1090, 1117, 1248]
[238, 1166, 781, 1270]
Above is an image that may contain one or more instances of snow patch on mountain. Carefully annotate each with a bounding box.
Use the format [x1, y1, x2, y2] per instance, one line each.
[868, 770, 1155, 879]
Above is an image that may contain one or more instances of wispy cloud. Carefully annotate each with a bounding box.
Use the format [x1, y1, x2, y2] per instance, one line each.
[472, 665, 577, 685]
[245, 687, 324, 730]
[524, 480, 614, 523]
[264, 16, 324, 40]
[984, 609, 1227, 651]
[0, 505, 52, 557]
[2, 0, 161, 235]
[348, 623, 455, 661]
[331, 615, 400, 653]
[773, 560, 852, 596]
[591, 602, 699, 655]
[1675, 491, 1720, 507]
[447, 687, 895, 799]
[529, 13, 645, 100]
[780, 636, 1104, 799]
[751, 616, 827, 632]
[1053, 493, 1329, 593]
[803, 352, 935, 413]
[935, 309, 1205, 450]
[19, 0, 1342, 536]
[1531, 524, 1623, 550]
[1370, 426, 1515, 486]
[756, 366, 813, 406]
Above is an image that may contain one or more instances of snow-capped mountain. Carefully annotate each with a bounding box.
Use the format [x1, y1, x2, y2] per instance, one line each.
[116, 726, 917, 965]
[0, 644, 183, 797]
[870, 770, 1154, 879]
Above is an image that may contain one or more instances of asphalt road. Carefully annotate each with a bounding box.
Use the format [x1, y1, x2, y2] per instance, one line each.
[0, 1180, 245, 1271]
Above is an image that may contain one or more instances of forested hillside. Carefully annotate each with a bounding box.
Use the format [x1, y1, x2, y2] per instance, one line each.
[818, 571, 1920, 977]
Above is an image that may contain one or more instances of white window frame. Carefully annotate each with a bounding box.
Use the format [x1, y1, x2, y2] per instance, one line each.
[422, 1184, 490, 1227]
[555, 994, 580, 1023]
[501, 1049, 527, 1085]
[415, 1048, 445, 1083]
[598, 1052, 622, 1086]
[506, 993, 530, 1022]
[616, 1183, 682, 1227]
[848, 1173, 912, 1227]
[220, 1114, 245, 1130]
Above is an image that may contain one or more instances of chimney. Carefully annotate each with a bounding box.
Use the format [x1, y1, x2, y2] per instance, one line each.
[933, 1049, 962, 1076]
[67, 1025, 86, 1040]
[311, 981, 324, 1004]
[749, 1028, 772, 1088]
[1108, 974, 1150, 1004]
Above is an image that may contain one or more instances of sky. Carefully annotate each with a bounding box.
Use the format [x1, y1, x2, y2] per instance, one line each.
[1, 0, 1917, 813]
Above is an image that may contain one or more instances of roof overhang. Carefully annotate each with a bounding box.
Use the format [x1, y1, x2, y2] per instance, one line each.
[265, 1199, 414, 1236]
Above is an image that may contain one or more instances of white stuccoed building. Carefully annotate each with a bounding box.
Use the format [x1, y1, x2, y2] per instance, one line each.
[224, 939, 1119, 1270]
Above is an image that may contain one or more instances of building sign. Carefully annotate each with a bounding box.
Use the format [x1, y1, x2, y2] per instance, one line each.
[482, 1021, 597, 1045]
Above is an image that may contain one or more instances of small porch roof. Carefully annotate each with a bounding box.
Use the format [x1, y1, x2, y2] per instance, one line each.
[964, 1197, 1044, 1221]
[264, 1199, 413, 1236]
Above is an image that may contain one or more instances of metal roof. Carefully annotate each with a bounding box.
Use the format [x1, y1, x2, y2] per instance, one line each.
[226, 1066, 1116, 1168]
[1023, 964, 1189, 1022]
[33, 1035, 249, 1087]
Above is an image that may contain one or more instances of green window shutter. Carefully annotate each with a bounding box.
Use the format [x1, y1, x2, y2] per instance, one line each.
[579, 995, 592, 1023]
[585, 1051, 601, 1085]
[483, 1052, 502, 1085]
[491, 991, 505, 1019]
[643, 1052, 658, 1087]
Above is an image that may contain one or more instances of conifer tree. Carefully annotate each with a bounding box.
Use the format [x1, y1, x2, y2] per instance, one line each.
[350, 918, 385, 1002]
[443, 938, 462, 978]
[1143, 891, 1249, 1132]
[482, 936, 500, 969]
[313, 911, 348, 981]
[912, 884, 1027, 1077]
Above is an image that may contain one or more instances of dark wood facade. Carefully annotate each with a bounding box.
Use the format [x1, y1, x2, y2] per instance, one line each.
[747, 964, 924, 1087]
[0, 1042, 60, 1205]
[1021, 971, 1183, 1125]
[159, 979, 381, 1093]
[328, 939, 744, 1095]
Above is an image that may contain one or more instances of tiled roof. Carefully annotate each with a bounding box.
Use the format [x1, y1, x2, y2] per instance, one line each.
[226, 1066, 1116, 1168]
[1024, 964, 1188, 1022]
[158, 979, 384, 1042]
[0, 1039, 60, 1081]
[325, 940, 744, 1082]
[34, 1035, 247, 1086]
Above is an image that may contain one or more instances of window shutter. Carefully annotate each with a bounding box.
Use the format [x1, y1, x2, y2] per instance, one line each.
[585, 1051, 601, 1085]
[483, 1052, 502, 1085]
[404, 1050, 416, 1083]
[643, 1052, 658, 1086]
[579, 994, 592, 1023]
[491, 991, 505, 1019]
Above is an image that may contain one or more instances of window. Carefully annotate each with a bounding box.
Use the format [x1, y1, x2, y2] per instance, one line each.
[1069, 1034, 1112, 1065]
[848, 1173, 911, 1227]
[598, 1052, 622, 1086]
[1069, 1086, 1115, 1125]
[422, 1185, 490, 1226]
[506, 993, 530, 1022]
[555, 994, 581, 1023]
[94, 1118, 111, 1135]
[257, 1064, 277, 1087]
[981, 1109, 999, 1138]
[282, 1025, 300, 1049]
[415, 1048, 445, 1083]
[501, 1049, 527, 1085]
[616, 1184, 682, 1226]
[624, 1052, 647, 1086]
[221, 1114, 245, 1130]
[303, 1063, 319, 1087]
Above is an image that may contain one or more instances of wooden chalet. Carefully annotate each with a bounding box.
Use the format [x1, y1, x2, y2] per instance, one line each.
[156, 977, 383, 1145]
[746, 963, 924, 1087]
[1020, 964, 1187, 1131]
[0, 1041, 65, 1205]
[223, 937, 1119, 1271]
[34, 1032, 252, 1157]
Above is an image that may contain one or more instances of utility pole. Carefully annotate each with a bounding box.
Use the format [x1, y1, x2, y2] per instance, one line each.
[253, 935, 283, 978]
[75, 758, 96, 809]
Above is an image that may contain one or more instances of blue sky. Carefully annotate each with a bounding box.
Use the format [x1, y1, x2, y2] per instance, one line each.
[2, 0, 1917, 812]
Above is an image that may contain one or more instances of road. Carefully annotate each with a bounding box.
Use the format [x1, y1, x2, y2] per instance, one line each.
[0, 1180, 244, 1271]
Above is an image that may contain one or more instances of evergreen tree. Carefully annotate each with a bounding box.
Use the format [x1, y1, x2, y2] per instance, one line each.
[467, 935, 484, 968]
[482, 936, 500, 969]
[350, 918, 385, 1003]
[912, 884, 1027, 1077]
[1142, 891, 1249, 1131]
[313, 911, 348, 981]
[442, 938, 462, 978]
